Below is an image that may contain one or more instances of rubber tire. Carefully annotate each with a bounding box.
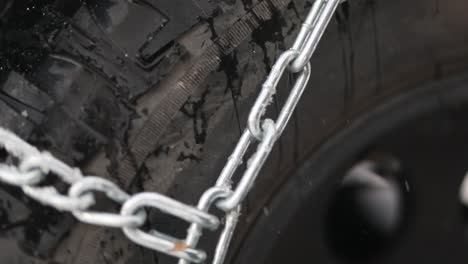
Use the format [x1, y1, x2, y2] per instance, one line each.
[2, 0, 468, 263]
[137, 0, 468, 263]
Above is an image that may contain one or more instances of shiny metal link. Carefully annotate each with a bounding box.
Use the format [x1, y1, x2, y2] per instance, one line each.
[275, 63, 311, 134]
[247, 50, 299, 140]
[217, 62, 311, 212]
[22, 185, 95, 211]
[212, 206, 241, 264]
[69, 177, 146, 228]
[0, 128, 44, 186]
[0, 128, 83, 185]
[0, 0, 344, 262]
[215, 130, 252, 188]
[127, 226, 207, 263]
[0, 127, 88, 211]
[20, 152, 83, 184]
[121, 192, 220, 263]
[290, 0, 324, 52]
[19, 152, 88, 211]
[0, 128, 40, 159]
[179, 187, 232, 264]
[289, 0, 342, 72]
[0, 165, 43, 186]
[217, 120, 277, 211]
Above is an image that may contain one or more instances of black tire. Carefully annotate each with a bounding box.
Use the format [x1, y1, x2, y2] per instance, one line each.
[2, 0, 468, 263]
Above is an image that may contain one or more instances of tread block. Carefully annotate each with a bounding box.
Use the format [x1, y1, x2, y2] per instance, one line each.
[30, 54, 131, 162]
[55, 1, 192, 99]
[87, 0, 215, 64]
[2, 71, 54, 112]
[0, 99, 34, 138]
[89, 0, 169, 62]
[134, 0, 215, 63]
[56, 7, 151, 98]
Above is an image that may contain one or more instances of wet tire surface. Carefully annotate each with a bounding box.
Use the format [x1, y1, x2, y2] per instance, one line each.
[0, 0, 217, 262]
[2, 0, 468, 263]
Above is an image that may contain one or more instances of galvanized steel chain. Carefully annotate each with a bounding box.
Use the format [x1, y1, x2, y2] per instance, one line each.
[0, 0, 342, 263]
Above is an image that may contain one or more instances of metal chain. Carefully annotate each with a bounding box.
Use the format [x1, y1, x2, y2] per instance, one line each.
[0, 0, 343, 263]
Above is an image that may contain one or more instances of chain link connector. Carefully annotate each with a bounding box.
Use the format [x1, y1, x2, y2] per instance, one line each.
[69, 177, 146, 228]
[275, 62, 311, 135]
[217, 60, 311, 212]
[290, 0, 325, 52]
[217, 119, 277, 212]
[121, 192, 220, 263]
[0, 128, 40, 159]
[289, 0, 341, 72]
[215, 131, 252, 188]
[19, 152, 90, 211]
[179, 187, 232, 264]
[248, 50, 299, 140]
[20, 152, 83, 184]
[212, 206, 241, 264]
[23, 185, 95, 211]
[0, 165, 44, 186]
[0, 128, 44, 186]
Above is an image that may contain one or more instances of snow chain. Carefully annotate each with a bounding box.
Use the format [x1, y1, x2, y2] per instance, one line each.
[0, 0, 343, 263]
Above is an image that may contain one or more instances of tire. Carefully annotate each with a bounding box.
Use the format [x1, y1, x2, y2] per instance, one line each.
[1, 0, 468, 263]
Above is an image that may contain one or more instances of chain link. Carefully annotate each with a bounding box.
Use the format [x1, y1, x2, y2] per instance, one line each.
[69, 177, 146, 228]
[0, 0, 343, 263]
